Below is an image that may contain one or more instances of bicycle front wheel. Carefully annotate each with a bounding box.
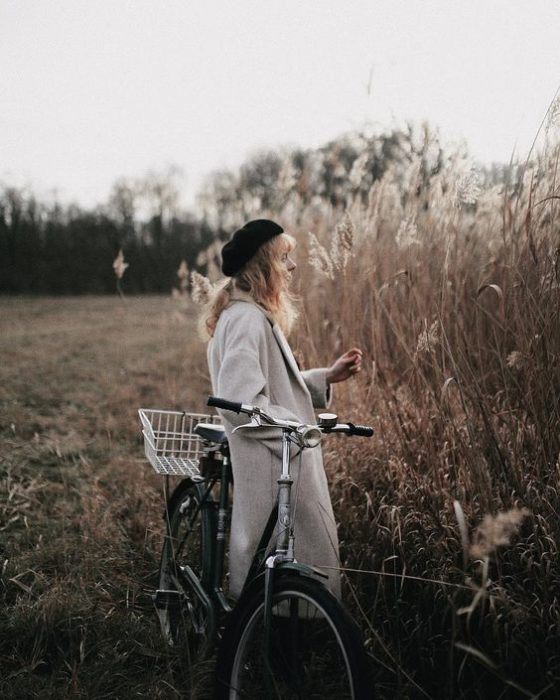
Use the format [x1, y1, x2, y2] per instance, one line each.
[157, 479, 215, 657]
[215, 574, 371, 699]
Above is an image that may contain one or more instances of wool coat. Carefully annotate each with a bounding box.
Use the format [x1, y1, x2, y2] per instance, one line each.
[207, 292, 341, 599]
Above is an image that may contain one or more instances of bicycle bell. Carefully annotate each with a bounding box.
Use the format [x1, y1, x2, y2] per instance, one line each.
[318, 413, 338, 428]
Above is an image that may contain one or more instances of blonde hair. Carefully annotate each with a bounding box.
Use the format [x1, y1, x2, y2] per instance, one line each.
[200, 233, 298, 339]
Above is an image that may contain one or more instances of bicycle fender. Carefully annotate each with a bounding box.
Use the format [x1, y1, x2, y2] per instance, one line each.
[240, 562, 328, 602]
[277, 561, 329, 579]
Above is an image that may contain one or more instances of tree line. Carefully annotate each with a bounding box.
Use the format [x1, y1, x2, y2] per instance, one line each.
[1, 125, 513, 295]
[0, 169, 217, 294]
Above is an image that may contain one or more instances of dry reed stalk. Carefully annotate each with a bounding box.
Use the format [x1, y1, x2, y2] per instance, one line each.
[285, 133, 560, 694]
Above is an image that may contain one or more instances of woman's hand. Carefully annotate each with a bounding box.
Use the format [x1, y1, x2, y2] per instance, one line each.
[326, 347, 363, 384]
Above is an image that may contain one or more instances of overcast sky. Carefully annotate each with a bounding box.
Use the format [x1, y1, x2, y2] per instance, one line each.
[2, 0, 560, 210]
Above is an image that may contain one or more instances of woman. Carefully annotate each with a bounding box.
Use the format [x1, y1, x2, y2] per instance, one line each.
[202, 219, 362, 600]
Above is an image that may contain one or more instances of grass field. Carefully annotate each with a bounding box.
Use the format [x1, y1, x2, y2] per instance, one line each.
[1, 259, 559, 698]
[0, 296, 215, 699]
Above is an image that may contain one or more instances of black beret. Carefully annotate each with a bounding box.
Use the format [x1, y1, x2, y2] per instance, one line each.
[221, 219, 284, 276]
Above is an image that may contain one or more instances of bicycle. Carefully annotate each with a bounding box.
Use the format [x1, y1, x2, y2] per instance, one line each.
[139, 396, 374, 698]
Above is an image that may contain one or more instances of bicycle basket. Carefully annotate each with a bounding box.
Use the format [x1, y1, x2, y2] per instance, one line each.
[138, 408, 222, 478]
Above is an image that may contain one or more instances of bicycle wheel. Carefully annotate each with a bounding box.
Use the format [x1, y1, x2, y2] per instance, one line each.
[157, 479, 215, 658]
[215, 574, 371, 699]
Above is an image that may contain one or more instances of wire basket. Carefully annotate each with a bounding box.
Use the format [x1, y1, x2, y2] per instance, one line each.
[139, 408, 222, 477]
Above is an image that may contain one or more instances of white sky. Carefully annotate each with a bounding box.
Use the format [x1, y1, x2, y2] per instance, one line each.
[2, 0, 560, 210]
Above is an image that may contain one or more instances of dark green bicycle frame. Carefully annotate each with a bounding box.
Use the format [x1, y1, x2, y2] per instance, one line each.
[172, 448, 312, 601]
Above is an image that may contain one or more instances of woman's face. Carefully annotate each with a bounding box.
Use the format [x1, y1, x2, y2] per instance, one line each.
[280, 233, 297, 282]
[281, 249, 297, 274]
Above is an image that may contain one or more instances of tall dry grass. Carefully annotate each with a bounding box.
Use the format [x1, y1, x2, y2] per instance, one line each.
[191, 126, 560, 696]
[277, 140, 560, 696]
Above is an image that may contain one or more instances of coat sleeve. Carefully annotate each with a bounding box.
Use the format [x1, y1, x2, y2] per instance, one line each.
[300, 368, 332, 410]
[213, 311, 301, 455]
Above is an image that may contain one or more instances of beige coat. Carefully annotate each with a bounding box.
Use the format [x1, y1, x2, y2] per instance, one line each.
[207, 292, 341, 599]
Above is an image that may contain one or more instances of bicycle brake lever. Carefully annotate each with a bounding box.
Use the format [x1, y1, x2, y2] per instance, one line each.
[232, 415, 262, 433]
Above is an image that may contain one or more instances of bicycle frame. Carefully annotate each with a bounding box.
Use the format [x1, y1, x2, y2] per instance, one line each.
[169, 423, 326, 644]
[185, 446, 235, 617]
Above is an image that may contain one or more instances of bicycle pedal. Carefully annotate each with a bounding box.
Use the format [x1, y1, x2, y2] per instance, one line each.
[152, 589, 184, 610]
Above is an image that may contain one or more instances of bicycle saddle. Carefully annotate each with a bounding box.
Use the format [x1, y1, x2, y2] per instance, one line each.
[194, 423, 227, 444]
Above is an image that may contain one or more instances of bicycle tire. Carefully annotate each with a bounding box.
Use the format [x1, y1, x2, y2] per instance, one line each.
[157, 479, 215, 658]
[215, 573, 372, 700]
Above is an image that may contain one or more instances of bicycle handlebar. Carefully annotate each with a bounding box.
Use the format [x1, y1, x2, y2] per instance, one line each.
[324, 422, 374, 438]
[207, 396, 244, 414]
[207, 395, 373, 438]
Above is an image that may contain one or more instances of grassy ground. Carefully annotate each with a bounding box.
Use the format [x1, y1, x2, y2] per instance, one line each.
[0, 295, 214, 699]
[1, 291, 559, 699]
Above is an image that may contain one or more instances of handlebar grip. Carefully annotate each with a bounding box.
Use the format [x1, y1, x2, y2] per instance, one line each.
[207, 395, 243, 414]
[348, 423, 374, 437]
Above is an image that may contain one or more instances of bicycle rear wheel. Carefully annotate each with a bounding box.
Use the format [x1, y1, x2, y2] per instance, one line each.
[215, 574, 371, 699]
[157, 479, 215, 658]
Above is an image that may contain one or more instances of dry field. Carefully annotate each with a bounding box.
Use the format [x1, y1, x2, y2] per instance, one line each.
[0, 296, 214, 698]
[2, 136, 560, 699]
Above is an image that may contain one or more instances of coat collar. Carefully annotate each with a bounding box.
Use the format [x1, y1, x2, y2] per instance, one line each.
[229, 288, 309, 395]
